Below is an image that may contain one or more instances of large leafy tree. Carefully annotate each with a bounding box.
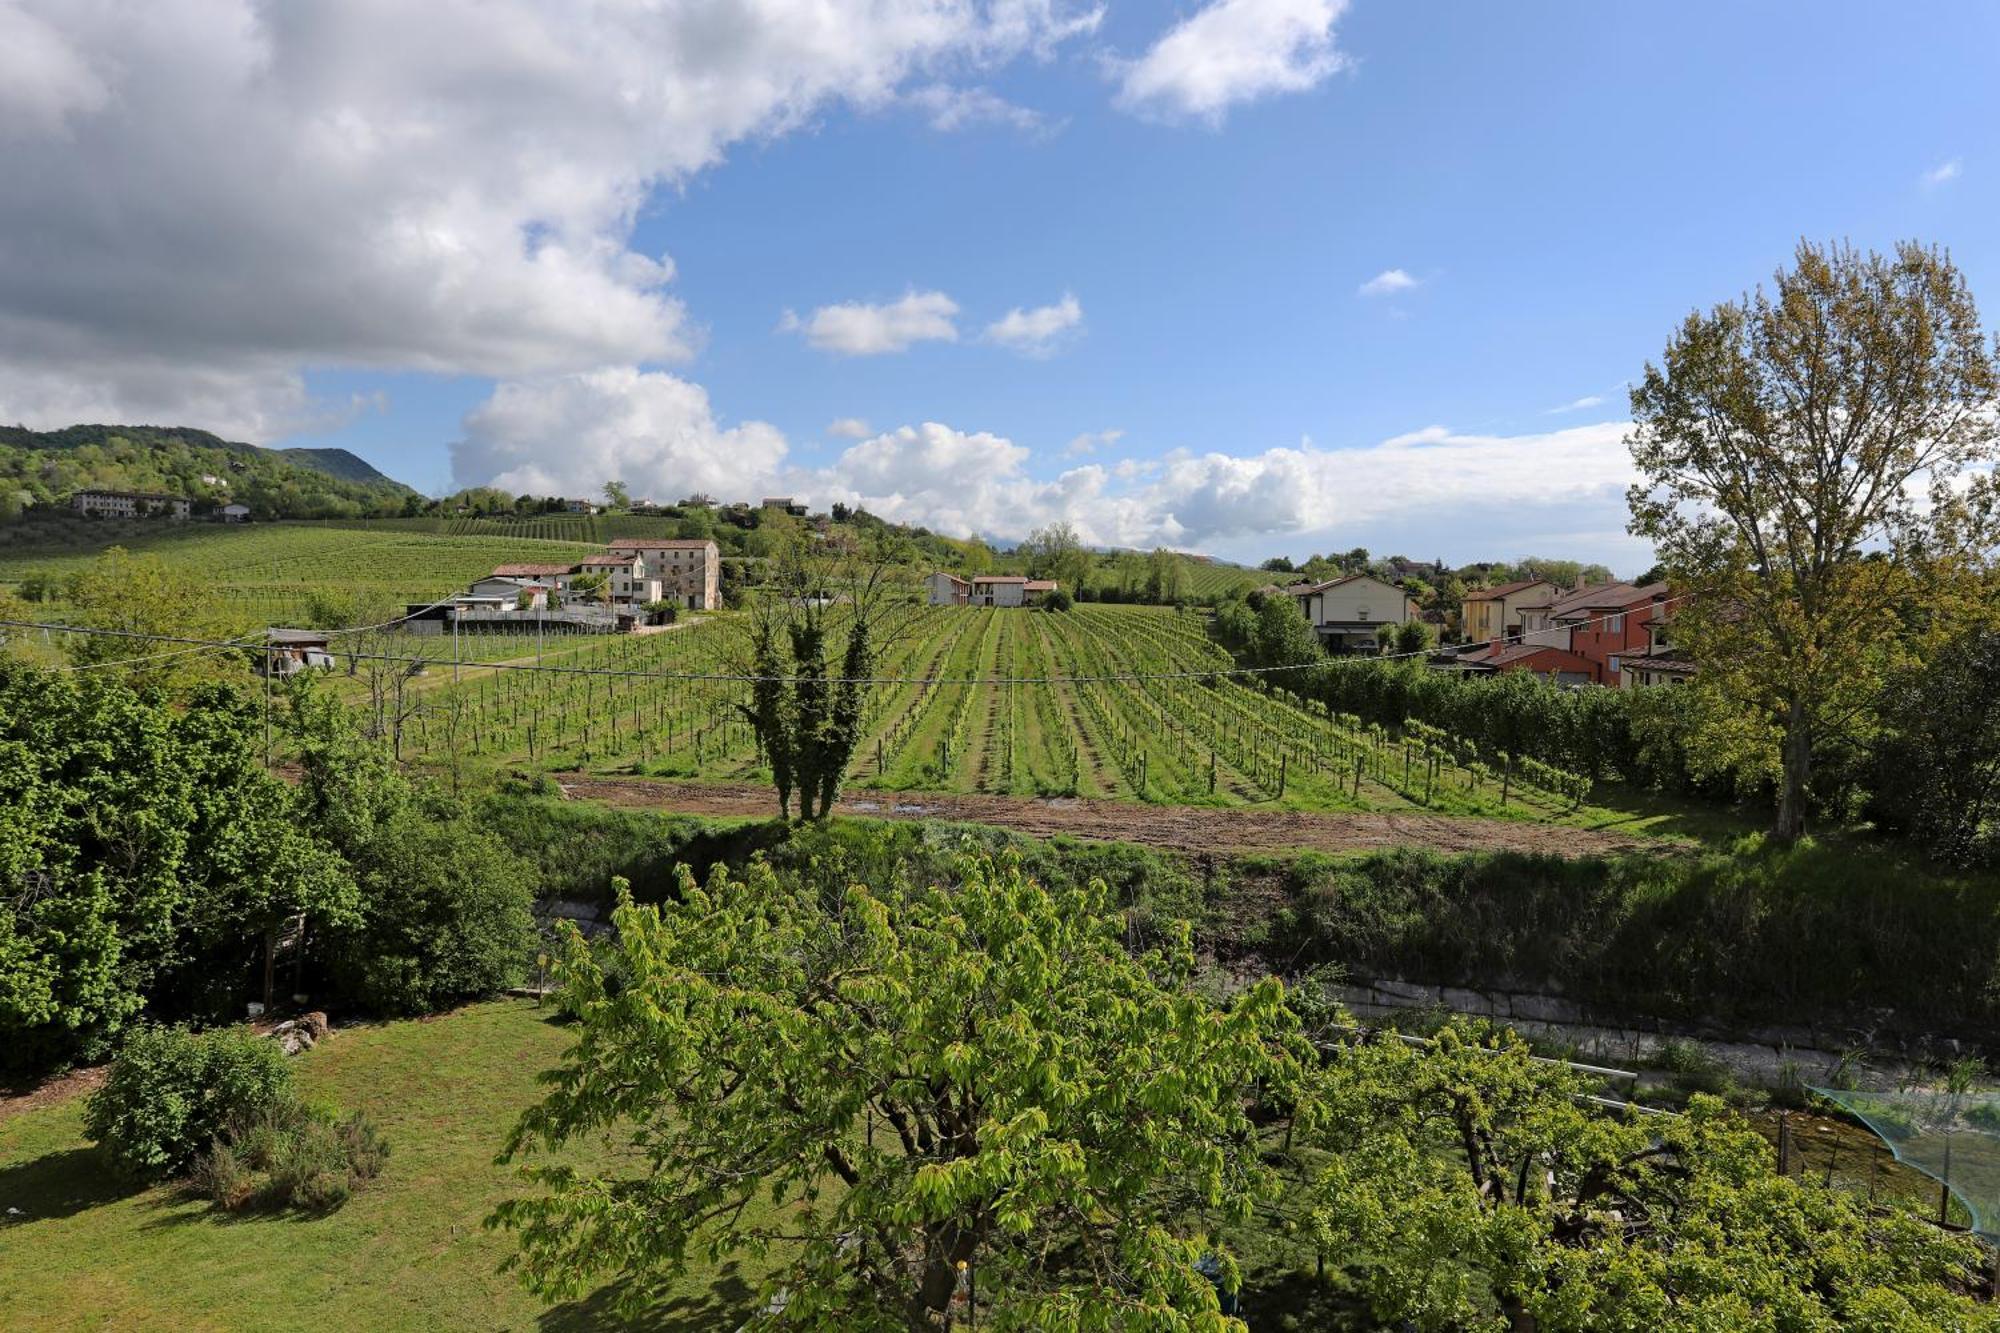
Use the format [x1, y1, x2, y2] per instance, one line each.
[1307, 1024, 1990, 1330]
[1020, 520, 1091, 596]
[1627, 240, 2000, 840]
[0, 663, 352, 1072]
[60, 546, 246, 687]
[493, 853, 1309, 1329]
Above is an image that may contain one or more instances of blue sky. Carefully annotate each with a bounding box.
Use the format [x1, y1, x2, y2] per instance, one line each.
[5, 1, 1997, 570]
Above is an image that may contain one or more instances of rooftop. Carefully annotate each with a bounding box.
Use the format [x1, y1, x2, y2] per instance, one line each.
[1462, 578, 1552, 602]
[490, 563, 576, 577]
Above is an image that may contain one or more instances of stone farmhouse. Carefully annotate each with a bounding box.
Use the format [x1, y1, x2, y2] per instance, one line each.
[69, 489, 190, 520]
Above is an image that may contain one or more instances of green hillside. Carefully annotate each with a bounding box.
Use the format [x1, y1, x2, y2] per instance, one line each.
[0, 424, 414, 521]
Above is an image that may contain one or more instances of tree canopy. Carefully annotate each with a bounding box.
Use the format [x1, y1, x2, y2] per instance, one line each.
[494, 852, 1310, 1328]
[1628, 239, 2000, 839]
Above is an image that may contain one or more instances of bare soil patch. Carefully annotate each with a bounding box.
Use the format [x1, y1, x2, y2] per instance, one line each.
[0, 1066, 105, 1125]
[554, 775, 1683, 859]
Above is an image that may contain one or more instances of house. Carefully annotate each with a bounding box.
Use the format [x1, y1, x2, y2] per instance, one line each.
[1617, 616, 1696, 688]
[217, 503, 251, 523]
[761, 496, 809, 517]
[1557, 582, 1673, 684]
[604, 538, 721, 609]
[69, 489, 190, 521]
[926, 572, 972, 606]
[562, 498, 597, 514]
[1446, 641, 1599, 686]
[971, 575, 1030, 607]
[1284, 574, 1413, 653]
[259, 628, 335, 677]
[1023, 580, 1058, 604]
[1460, 579, 1556, 643]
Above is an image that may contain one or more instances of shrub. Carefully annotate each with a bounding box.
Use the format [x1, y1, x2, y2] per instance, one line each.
[194, 1097, 390, 1212]
[1042, 586, 1073, 612]
[85, 1025, 294, 1182]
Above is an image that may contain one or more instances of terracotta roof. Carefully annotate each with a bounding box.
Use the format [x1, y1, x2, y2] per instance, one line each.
[1462, 578, 1553, 602]
[1023, 580, 1057, 592]
[490, 563, 576, 577]
[972, 575, 1029, 584]
[1554, 581, 1673, 617]
[1621, 653, 1696, 675]
[577, 554, 635, 567]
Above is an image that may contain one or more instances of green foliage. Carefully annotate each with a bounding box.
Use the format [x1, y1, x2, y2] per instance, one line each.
[0, 661, 354, 1072]
[1306, 1023, 1991, 1329]
[1264, 841, 2000, 1039]
[1628, 240, 2000, 841]
[1041, 584, 1072, 611]
[1248, 594, 1322, 671]
[493, 852, 1308, 1326]
[84, 1024, 295, 1182]
[0, 424, 410, 519]
[1869, 626, 2000, 866]
[195, 1097, 390, 1212]
[60, 545, 245, 686]
[289, 687, 535, 1015]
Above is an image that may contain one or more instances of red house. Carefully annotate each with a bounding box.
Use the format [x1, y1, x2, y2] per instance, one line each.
[1547, 582, 1673, 684]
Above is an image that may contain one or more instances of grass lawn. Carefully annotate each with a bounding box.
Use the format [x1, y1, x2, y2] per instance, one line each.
[0, 1000, 768, 1331]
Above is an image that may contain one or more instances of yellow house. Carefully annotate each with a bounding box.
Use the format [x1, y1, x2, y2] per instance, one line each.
[1460, 578, 1556, 644]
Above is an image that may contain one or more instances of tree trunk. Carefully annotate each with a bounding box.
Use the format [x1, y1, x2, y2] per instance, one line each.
[1772, 704, 1812, 843]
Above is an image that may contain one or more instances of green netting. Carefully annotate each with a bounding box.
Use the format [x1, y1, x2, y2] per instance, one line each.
[1812, 1086, 2000, 1239]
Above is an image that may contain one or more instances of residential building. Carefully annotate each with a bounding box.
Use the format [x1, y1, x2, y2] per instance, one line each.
[1460, 578, 1556, 644]
[926, 572, 972, 605]
[562, 498, 597, 514]
[1446, 641, 1598, 686]
[70, 489, 190, 520]
[1284, 574, 1414, 653]
[1618, 617, 1696, 688]
[761, 496, 809, 517]
[604, 538, 722, 609]
[971, 575, 1030, 607]
[1559, 582, 1672, 684]
[218, 503, 251, 522]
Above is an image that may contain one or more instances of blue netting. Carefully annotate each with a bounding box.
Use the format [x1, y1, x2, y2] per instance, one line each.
[1812, 1086, 2000, 1239]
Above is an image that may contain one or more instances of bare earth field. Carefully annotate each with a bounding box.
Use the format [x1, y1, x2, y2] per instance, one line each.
[554, 775, 1684, 859]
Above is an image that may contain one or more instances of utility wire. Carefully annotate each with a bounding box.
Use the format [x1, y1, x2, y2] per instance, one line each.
[2, 593, 1691, 687]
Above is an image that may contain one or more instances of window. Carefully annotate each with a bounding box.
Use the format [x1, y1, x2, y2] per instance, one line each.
[1606, 613, 1624, 632]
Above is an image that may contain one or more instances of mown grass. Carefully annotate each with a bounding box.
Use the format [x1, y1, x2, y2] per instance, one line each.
[0, 1000, 773, 1331]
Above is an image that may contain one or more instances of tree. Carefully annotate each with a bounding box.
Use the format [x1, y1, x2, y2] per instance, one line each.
[566, 571, 611, 607]
[601, 480, 630, 510]
[1306, 1023, 1989, 1330]
[1020, 521, 1090, 596]
[735, 551, 887, 820]
[1392, 619, 1434, 655]
[1628, 241, 2000, 840]
[61, 546, 243, 688]
[1868, 625, 2000, 865]
[493, 853, 1308, 1328]
[1249, 595, 1322, 672]
[1146, 548, 1191, 605]
[1259, 556, 1296, 573]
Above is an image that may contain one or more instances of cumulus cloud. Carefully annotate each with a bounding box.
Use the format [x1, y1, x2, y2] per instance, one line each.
[780, 291, 961, 356]
[0, 0, 1099, 436]
[1357, 268, 1419, 298]
[984, 293, 1084, 356]
[451, 368, 787, 501]
[828, 417, 873, 439]
[1113, 0, 1348, 123]
[1922, 157, 1963, 188]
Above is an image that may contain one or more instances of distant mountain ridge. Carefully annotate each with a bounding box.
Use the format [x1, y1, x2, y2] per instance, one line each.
[0, 424, 418, 519]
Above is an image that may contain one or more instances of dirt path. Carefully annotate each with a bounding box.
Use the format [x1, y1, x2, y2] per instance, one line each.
[554, 775, 1685, 859]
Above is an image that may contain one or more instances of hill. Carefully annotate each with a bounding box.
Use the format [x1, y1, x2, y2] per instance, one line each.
[0, 424, 415, 520]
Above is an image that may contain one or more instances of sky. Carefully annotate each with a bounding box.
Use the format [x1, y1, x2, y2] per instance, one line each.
[2, 1, 1997, 572]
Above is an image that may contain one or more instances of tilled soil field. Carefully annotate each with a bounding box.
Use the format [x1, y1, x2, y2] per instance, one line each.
[553, 775, 1683, 859]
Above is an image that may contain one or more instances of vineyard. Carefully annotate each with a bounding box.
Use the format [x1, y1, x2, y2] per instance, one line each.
[356, 603, 1596, 820]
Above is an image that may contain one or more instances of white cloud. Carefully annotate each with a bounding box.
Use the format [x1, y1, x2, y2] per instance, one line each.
[452, 367, 786, 501]
[1358, 268, 1419, 298]
[780, 291, 961, 356]
[1922, 157, 1963, 188]
[984, 293, 1084, 356]
[1065, 427, 1124, 456]
[0, 0, 1099, 436]
[905, 84, 1049, 134]
[1113, 0, 1348, 123]
[828, 417, 873, 439]
[1547, 394, 1604, 413]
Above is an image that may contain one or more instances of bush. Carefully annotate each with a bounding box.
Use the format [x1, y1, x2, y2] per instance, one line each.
[1042, 586, 1073, 612]
[195, 1098, 389, 1212]
[85, 1025, 294, 1182]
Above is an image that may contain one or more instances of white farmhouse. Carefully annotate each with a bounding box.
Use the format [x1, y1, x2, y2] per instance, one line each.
[1284, 574, 1413, 652]
[926, 572, 971, 605]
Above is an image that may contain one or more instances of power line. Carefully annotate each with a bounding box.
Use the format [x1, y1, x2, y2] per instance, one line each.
[1, 594, 1690, 687]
